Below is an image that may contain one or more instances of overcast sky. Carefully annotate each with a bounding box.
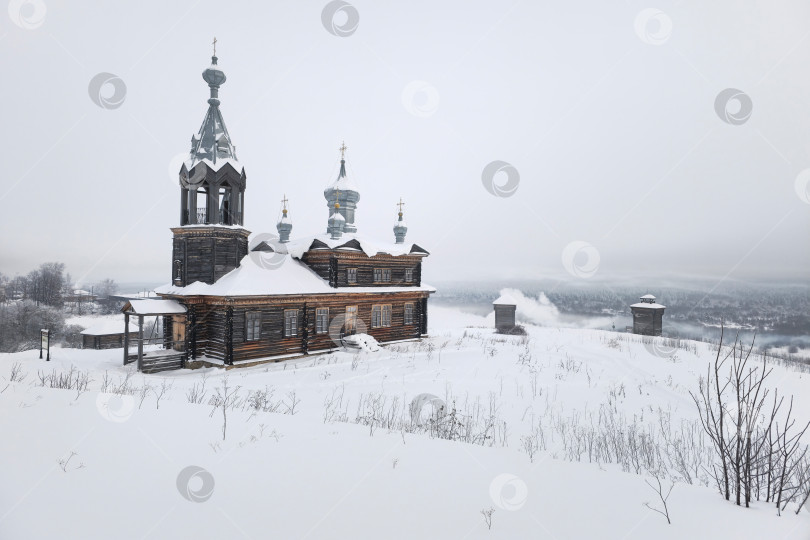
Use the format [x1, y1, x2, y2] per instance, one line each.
[1, 0, 809, 287]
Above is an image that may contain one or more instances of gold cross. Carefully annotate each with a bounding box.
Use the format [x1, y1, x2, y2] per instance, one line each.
[339, 141, 347, 159]
[212, 37, 217, 56]
[397, 197, 405, 213]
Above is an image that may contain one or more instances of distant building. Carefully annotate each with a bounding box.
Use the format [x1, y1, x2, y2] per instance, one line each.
[493, 293, 518, 333]
[81, 320, 138, 349]
[630, 294, 665, 336]
[64, 289, 98, 303]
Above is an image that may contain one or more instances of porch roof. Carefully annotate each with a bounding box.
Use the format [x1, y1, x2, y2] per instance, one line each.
[122, 299, 187, 316]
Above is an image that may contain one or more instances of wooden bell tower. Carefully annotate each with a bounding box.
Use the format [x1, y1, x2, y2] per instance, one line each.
[171, 45, 249, 287]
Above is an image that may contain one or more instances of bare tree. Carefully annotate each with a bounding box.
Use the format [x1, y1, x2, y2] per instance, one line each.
[691, 323, 810, 510]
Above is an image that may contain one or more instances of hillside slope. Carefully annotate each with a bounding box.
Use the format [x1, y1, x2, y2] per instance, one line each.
[1, 306, 808, 539]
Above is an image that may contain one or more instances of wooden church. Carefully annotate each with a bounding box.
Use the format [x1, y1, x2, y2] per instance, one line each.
[123, 49, 433, 372]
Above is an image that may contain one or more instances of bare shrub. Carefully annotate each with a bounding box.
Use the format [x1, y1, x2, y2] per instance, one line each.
[643, 475, 674, 524]
[481, 507, 495, 530]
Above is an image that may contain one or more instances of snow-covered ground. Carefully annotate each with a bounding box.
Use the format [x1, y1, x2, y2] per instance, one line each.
[1, 306, 808, 539]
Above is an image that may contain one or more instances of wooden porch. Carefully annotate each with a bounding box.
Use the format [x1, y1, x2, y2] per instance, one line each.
[122, 299, 188, 373]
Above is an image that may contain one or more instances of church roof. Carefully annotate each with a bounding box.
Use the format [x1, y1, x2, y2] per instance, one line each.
[324, 158, 360, 195]
[155, 253, 435, 298]
[184, 55, 243, 173]
[284, 233, 428, 258]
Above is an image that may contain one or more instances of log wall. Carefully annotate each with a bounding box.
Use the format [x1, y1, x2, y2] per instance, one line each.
[168, 291, 430, 363]
[301, 250, 424, 288]
[171, 227, 250, 286]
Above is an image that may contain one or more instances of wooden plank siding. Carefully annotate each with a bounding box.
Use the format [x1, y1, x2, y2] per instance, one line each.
[301, 250, 424, 288]
[171, 227, 250, 286]
[163, 291, 430, 364]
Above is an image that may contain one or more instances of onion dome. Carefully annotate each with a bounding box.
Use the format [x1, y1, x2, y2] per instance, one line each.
[202, 56, 226, 104]
[324, 141, 360, 234]
[393, 198, 408, 244]
[276, 195, 293, 243]
[328, 204, 345, 240]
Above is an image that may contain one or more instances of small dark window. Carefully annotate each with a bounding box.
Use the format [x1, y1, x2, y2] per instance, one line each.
[382, 305, 392, 326]
[373, 268, 382, 282]
[404, 268, 413, 282]
[383, 269, 391, 282]
[246, 311, 261, 341]
[284, 310, 298, 337]
[316, 308, 329, 334]
[347, 268, 357, 284]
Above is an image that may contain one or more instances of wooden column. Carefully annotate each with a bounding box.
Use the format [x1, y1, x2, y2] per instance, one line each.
[301, 303, 309, 355]
[180, 188, 189, 225]
[420, 298, 428, 335]
[189, 306, 197, 360]
[207, 186, 217, 224]
[189, 189, 198, 224]
[225, 306, 234, 365]
[123, 312, 129, 365]
[137, 315, 144, 372]
[163, 316, 171, 349]
[230, 185, 239, 225]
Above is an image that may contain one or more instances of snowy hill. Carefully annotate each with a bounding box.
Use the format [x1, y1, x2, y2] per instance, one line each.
[0, 306, 808, 539]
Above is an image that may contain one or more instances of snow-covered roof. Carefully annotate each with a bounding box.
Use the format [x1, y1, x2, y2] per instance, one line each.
[640, 294, 656, 300]
[329, 211, 345, 222]
[71, 289, 93, 296]
[184, 156, 243, 174]
[125, 299, 187, 315]
[80, 319, 131, 336]
[630, 302, 666, 309]
[155, 254, 435, 298]
[493, 293, 519, 306]
[176, 223, 247, 230]
[284, 233, 428, 259]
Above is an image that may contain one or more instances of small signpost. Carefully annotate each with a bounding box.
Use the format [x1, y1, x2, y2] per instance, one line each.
[40, 329, 50, 361]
